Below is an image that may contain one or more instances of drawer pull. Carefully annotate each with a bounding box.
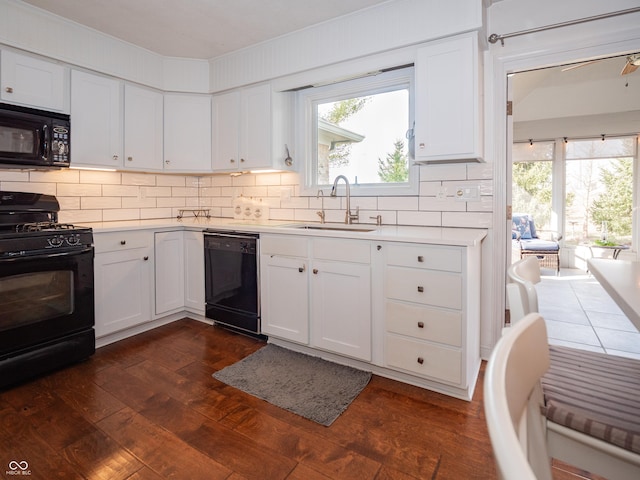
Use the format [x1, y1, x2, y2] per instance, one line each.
[417, 286, 424, 293]
[120, 240, 126, 245]
[417, 255, 424, 262]
[143, 256, 149, 261]
[5, 86, 14, 93]
[298, 266, 305, 273]
[313, 268, 319, 274]
[417, 357, 424, 365]
[417, 321, 425, 329]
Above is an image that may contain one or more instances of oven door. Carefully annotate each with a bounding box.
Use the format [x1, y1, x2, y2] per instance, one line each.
[0, 247, 95, 357]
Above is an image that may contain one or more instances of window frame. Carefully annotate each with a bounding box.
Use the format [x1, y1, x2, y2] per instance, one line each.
[296, 67, 417, 197]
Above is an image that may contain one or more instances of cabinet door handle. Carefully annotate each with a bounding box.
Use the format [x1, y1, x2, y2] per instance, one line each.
[230, 158, 235, 163]
[377, 245, 382, 251]
[417, 357, 424, 365]
[165, 159, 170, 164]
[417, 322, 424, 329]
[5, 86, 13, 93]
[313, 268, 319, 274]
[127, 156, 133, 162]
[417, 286, 424, 293]
[143, 256, 149, 261]
[298, 266, 305, 273]
[240, 158, 245, 163]
[417, 255, 424, 262]
[112, 154, 119, 161]
[120, 240, 126, 245]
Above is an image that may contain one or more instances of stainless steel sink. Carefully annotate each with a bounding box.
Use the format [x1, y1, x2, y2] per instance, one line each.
[284, 224, 376, 232]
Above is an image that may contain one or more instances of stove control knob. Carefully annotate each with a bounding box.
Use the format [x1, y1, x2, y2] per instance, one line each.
[66, 234, 81, 246]
[48, 235, 64, 247]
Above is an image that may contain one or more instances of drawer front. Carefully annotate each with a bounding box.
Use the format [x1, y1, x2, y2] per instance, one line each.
[313, 238, 370, 263]
[385, 301, 462, 347]
[385, 335, 462, 384]
[386, 244, 462, 272]
[94, 230, 153, 253]
[261, 234, 308, 257]
[386, 267, 461, 309]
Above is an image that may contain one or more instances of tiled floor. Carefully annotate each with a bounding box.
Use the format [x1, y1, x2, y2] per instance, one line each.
[537, 267, 640, 359]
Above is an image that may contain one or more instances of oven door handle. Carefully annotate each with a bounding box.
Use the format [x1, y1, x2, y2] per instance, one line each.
[0, 246, 94, 263]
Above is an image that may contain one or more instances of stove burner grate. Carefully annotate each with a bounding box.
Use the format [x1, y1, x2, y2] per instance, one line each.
[16, 222, 77, 233]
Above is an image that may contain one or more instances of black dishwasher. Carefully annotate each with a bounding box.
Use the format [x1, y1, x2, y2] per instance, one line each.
[204, 230, 261, 335]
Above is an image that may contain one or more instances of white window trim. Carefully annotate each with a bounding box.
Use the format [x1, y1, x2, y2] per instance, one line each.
[296, 67, 417, 197]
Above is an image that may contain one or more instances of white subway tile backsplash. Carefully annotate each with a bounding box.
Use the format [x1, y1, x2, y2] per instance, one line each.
[443, 211, 492, 228]
[81, 197, 122, 209]
[122, 172, 157, 186]
[101, 184, 139, 197]
[79, 170, 121, 185]
[103, 208, 140, 222]
[2, 182, 57, 195]
[5, 165, 494, 229]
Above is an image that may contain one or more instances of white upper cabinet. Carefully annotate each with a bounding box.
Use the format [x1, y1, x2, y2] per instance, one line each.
[0, 50, 68, 112]
[164, 94, 212, 172]
[212, 83, 293, 172]
[124, 84, 163, 171]
[414, 32, 483, 163]
[71, 70, 123, 168]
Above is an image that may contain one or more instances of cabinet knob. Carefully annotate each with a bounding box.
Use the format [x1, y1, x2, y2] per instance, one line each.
[417, 357, 424, 365]
[313, 268, 319, 274]
[230, 158, 235, 163]
[298, 266, 305, 273]
[417, 255, 424, 262]
[417, 321, 425, 329]
[127, 156, 133, 162]
[240, 158, 245, 163]
[5, 86, 13, 93]
[165, 159, 170, 164]
[377, 245, 382, 251]
[120, 240, 126, 245]
[143, 256, 149, 261]
[417, 286, 424, 293]
[419, 143, 425, 149]
[112, 154, 119, 161]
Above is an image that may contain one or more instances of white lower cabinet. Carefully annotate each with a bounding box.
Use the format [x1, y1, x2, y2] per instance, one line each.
[154, 231, 185, 316]
[260, 235, 372, 361]
[94, 231, 153, 337]
[382, 242, 480, 395]
[310, 239, 371, 361]
[184, 230, 205, 314]
[260, 235, 309, 343]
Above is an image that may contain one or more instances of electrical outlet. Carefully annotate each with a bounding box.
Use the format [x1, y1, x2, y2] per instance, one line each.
[455, 185, 480, 201]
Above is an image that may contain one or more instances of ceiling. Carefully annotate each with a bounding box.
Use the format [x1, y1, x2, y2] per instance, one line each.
[21, 0, 391, 59]
[512, 54, 640, 140]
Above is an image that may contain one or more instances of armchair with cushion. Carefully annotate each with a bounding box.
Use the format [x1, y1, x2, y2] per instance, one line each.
[512, 213, 561, 274]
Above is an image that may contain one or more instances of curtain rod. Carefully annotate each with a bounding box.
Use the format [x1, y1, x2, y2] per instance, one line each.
[488, 7, 640, 46]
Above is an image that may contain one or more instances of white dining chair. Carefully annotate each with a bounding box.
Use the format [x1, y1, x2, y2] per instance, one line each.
[484, 313, 553, 480]
[506, 256, 541, 326]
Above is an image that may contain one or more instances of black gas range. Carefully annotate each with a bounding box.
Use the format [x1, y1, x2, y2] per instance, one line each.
[0, 191, 95, 389]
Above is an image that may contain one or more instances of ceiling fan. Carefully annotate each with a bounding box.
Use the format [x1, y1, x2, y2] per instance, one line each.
[560, 53, 640, 75]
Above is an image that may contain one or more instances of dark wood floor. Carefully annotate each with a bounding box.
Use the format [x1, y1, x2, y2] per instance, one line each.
[0, 319, 598, 479]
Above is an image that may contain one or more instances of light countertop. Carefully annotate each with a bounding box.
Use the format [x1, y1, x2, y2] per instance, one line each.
[588, 258, 640, 330]
[87, 217, 487, 247]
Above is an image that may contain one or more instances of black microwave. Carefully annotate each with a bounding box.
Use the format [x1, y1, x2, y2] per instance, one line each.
[0, 103, 70, 168]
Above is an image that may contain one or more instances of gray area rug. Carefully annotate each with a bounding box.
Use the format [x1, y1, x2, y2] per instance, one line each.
[213, 344, 371, 426]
